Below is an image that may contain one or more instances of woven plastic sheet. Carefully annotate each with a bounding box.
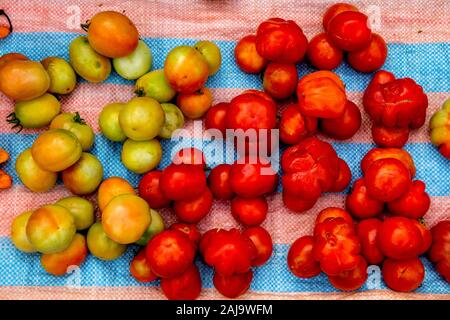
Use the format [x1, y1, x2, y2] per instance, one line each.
[0, 0, 449, 300]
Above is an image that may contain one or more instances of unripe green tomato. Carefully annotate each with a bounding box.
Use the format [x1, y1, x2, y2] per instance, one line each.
[121, 139, 162, 174]
[99, 102, 127, 142]
[41, 57, 77, 94]
[135, 209, 165, 245]
[56, 196, 95, 231]
[134, 69, 176, 102]
[11, 93, 60, 129]
[113, 40, 152, 80]
[194, 40, 222, 75]
[11, 211, 36, 253]
[159, 103, 185, 139]
[87, 222, 126, 261]
[15, 148, 57, 192]
[62, 152, 104, 195]
[50, 112, 95, 151]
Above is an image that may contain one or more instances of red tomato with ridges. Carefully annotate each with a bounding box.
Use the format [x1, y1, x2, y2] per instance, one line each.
[371, 125, 410, 148]
[288, 235, 321, 278]
[315, 207, 353, 226]
[361, 147, 416, 178]
[387, 180, 430, 219]
[263, 62, 298, 100]
[307, 33, 343, 70]
[138, 170, 171, 209]
[429, 220, 450, 283]
[173, 188, 213, 224]
[213, 270, 253, 298]
[356, 218, 384, 265]
[169, 223, 201, 247]
[243, 226, 273, 266]
[328, 158, 352, 192]
[282, 192, 317, 213]
[327, 11, 372, 52]
[279, 104, 317, 145]
[231, 196, 268, 227]
[161, 264, 202, 300]
[208, 164, 234, 200]
[413, 221, 432, 255]
[345, 178, 384, 219]
[382, 258, 424, 292]
[320, 100, 362, 140]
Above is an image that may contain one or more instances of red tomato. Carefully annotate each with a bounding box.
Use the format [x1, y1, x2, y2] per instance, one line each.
[243, 226, 273, 266]
[282, 192, 317, 213]
[161, 264, 202, 300]
[328, 256, 368, 291]
[255, 18, 308, 64]
[371, 125, 410, 148]
[204, 102, 229, 135]
[377, 217, 423, 260]
[429, 220, 450, 283]
[173, 188, 213, 223]
[412, 221, 432, 255]
[138, 170, 171, 209]
[361, 147, 416, 178]
[242, 89, 276, 105]
[213, 270, 253, 298]
[320, 100, 362, 140]
[328, 158, 352, 192]
[172, 147, 206, 168]
[130, 249, 159, 283]
[327, 11, 372, 52]
[322, 3, 359, 30]
[160, 164, 207, 201]
[315, 207, 353, 226]
[306, 33, 343, 70]
[280, 104, 317, 145]
[234, 35, 267, 74]
[146, 230, 196, 278]
[345, 178, 384, 219]
[356, 218, 384, 265]
[382, 258, 424, 292]
[364, 158, 412, 202]
[387, 180, 430, 219]
[169, 223, 201, 247]
[347, 34, 388, 73]
[199, 228, 221, 256]
[287, 235, 321, 278]
[231, 196, 268, 227]
[263, 62, 298, 100]
[207, 164, 234, 200]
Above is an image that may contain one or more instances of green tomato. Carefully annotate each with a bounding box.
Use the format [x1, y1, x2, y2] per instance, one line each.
[56, 196, 95, 231]
[8, 93, 60, 129]
[11, 211, 36, 253]
[62, 152, 104, 195]
[113, 40, 152, 80]
[159, 103, 185, 139]
[121, 139, 162, 174]
[98, 102, 127, 142]
[16, 148, 57, 192]
[41, 57, 77, 94]
[135, 209, 165, 245]
[134, 69, 176, 102]
[50, 112, 95, 151]
[87, 222, 126, 261]
[119, 97, 165, 141]
[69, 36, 111, 83]
[194, 41, 222, 75]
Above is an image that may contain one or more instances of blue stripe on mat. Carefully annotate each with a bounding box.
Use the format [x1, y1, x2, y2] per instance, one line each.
[0, 238, 448, 294]
[0, 32, 448, 93]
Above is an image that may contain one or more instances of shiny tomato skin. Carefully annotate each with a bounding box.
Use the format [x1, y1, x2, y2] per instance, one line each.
[371, 125, 410, 148]
[328, 158, 352, 192]
[348, 34, 388, 73]
[356, 218, 384, 265]
[208, 164, 234, 200]
[177, 87, 213, 119]
[243, 227, 273, 266]
[361, 147, 416, 178]
[327, 11, 372, 52]
[345, 178, 384, 219]
[412, 221, 432, 255]
[429, 220, 450, 283]
[234, 35, 267, 74]
[287, 235, 321, 278]
[204, 102, 229, 135]
[173, 188, 213, 224]
[161, 264, 202, 300]
[382, 258, 424, 292]
[387, 180, 430, 219]
[130, 248, 159, 283]
[307, 33, 343, 70]
[169, 223, 201, 247]
[322, 3, 359, 30]
[328, 256, 368, 291]
[280, 104, 317, 145]
[320, 100, 362, 140]
[160, 164, 207, 201]
[213, 270, 253, 298]
[231, 197, 268, 227]
[315, 207, 353, 226]
[263, 62, 298, 100]
[138, 170, 171, 209]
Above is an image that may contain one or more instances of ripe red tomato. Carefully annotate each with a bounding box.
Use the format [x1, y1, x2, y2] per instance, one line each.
[280, 104, 317, 145]
[160, 164, 207, 201]
[377, 217, 423, 260]
[387, 180, 430, 219]
[138, 170, 171, 209]
[130, 249, 159, 283]
[213, 270, 253, 298]
[382, 258, 424, 292]
[207, 164, 234, 200]
[371, 125, 410, 148]
[204, 102, 229, 135]
[315, 207, 353, 226]
[320, 100, 362, 140]
[328, 256, 368, 291]
[364, 158, 411, 202]
[161, 264, 202, 300]
[412, 221, 432, 255]
[361, 147, 416, 178]
[328, 158, 352, 192]
[243, 226, 273, 266]
[199, 228, 221, 256]
[231, 196, 268, 227]
[169, 223, 201, 247]
[234, 35, 267, 74]
[322, 3, 358, 30]
[173, 188, 213, 223]
[282, 192, 317, 213]
[327, 11, 372, 51]
[356, 218, 384, 265]
[429, 220, 450, 283]
[287, 235, 321, 278]
[347, 34, 388, 73]
[263, 62, 298, 100]
[146, 230, 196, 278]
[172, 147, 206, 168]
[306, 33, 343, 70]
[345, 178, 384, 219]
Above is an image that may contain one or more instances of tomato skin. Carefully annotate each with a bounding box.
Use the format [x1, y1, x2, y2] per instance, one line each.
[136, 209, 165, 246]
[279, 104, 317, 145]
[287, 235, 321, 278]
[328, 256, 368, 291]
[213, 270, 253, 298]
[429, 220, 450, 283]
[160, 164, 207, 201]
[231, 196, 268, 227]
[194, 41, 221, 76]
[146, 230, 196, 278]
[204, 102, 229, 135]
[361, 147, 416, 178]
[130, 248, 159, 283]
[412, 221, 432, 255]
[322, 3, 358, 30]
[159, 103, 185, 139]
[173, 188, 213, 223]
[97, 176, 136, 212]
[377, 217, 423, 260]
[328, 158, 352, 192]
[282, 192, 317, 213]
[320, 100, 361, 140]
[315, 207, 353, 226]
[86, 222, 126, 261]
[50, 112, 95, 151]
[306, 33, 343, 70]
[177, 87, 213, 119]
[135, 69, 176, 103]
[161, 264, 202, 300]
[371, 125, 410, 148]
[345, 178, 384, 219]
[62, 152, 103, 195]
[382, 258, 424, 292]
[387, 180, 430, 219]
[208, 164, 234, 200]
[243, 227, 273, 266]
[172, 147, 206, 168]
[87, 11, 139, 58]
[113, 40, 152, 80]
[263, 62, 298, 100]
[11, 211, 36, 253]
[234, 35, 267, 73]
[0, 53, 28, 70]
[356, 218, 384, 265]
[169, 223, 201, 247]
[347, 34, 387, 73]
[327, 11, 372, 52]
[41, 57, 77, 94]
[138, 170, 171, 209]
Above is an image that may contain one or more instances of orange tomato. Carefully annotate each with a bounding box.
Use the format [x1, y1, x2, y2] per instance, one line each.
[0, 53, 28, 70]
[97, 176, 136, 211]
[177, 87, 213, 119]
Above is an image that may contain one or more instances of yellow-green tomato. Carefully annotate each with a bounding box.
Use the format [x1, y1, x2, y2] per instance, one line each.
[62, 152, 103, 195]
[31, 129, 82, 172]
[26, 205, 76, 254]
[12, 93, 60, 129]
[87, 222, 126, 261]
[56, 196, 95, 231]
[98, 102, 127, 142]
[159, 103, 185, 139]
[430, 98, 450, 158]
[121, 139, 162, 174]
[134, 69, 176, 102]
[41, 57, 77, 94]
[15, 148, 57, 192]
[50, 112, 95, 151]
[112, 40, 152, 80]
[194, 41, 222, 75]
[10, 211, 36, 253]
[69, 36, 111, 83]
[135, 209, 165, 245]
[119, 97, 165, 141]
